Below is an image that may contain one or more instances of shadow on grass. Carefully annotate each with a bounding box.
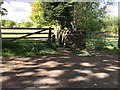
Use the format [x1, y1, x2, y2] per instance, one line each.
[2, 40, 56, 57]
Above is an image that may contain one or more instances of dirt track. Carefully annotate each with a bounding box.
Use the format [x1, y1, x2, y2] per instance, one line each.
[0, 48, 120, 89]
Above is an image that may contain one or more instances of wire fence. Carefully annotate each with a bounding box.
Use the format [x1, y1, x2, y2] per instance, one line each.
[86, 31, 118, 50]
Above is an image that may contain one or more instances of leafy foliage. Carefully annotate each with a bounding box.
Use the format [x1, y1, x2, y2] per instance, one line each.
[0, 19, 16, 28]
[0, 2, 7, 16]
[0, 19, 6, 27]
[30, 1, 48, 27]
[20, 21, 33, 28]
[4, 20, 16, 28]
[42, 2, 74, 29]
[102, 15, 118, 33]
[75, 2, 106, 32]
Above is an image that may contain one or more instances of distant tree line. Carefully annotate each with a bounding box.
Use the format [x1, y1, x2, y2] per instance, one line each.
[0, 19, 34, 28]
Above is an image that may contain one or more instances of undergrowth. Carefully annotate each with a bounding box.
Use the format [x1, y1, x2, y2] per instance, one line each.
[2, 40, 56, 57]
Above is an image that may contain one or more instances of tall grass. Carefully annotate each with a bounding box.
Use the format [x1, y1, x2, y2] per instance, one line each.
[2, 40, 56, 57]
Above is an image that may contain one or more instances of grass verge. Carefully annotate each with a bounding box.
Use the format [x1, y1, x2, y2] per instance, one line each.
[2, 40, 56, 57]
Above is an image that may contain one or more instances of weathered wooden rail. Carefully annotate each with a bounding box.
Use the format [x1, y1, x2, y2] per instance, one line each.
[1, 27, 55, 42]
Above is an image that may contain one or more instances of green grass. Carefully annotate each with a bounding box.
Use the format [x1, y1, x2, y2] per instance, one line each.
[86, 34, 118, 49]
[1, 27, 58, 57]
[2, 40, 56, 57]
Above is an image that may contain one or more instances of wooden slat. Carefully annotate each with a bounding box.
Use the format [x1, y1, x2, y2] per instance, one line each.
[12, 29, 48, 40]
[2, 32, 54, 34]
[1, 28, 54, 30]
[2, 37, 49, 39]
[26, 37, 48, 38]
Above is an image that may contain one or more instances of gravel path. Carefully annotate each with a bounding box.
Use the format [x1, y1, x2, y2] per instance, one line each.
[0, 48, 120, 89]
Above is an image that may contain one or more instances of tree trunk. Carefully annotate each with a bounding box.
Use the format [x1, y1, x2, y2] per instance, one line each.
[118, 25, 120, 48]
[0, 28, 2, 58]
[58, 21, 64, 46]
[48, 27, 52, 41]
[82, 29, 86, 49]
[60, 21, 65, 30]
[118, 2, 120, 48]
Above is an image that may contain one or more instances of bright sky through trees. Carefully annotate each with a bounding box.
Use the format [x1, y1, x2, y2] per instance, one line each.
[0, 0, 119, 23]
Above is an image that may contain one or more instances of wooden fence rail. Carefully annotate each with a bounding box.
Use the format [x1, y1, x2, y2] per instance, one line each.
[1, 28, 55, 42]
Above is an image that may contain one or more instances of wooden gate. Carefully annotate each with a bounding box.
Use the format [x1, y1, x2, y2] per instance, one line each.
[1, 27, 55, 42]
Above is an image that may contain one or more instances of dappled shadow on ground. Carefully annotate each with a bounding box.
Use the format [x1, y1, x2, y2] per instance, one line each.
[1, 48, 120, 89]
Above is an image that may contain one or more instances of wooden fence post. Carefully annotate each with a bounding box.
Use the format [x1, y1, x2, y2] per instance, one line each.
[0, 28, 2, 59]
[52, 35, 56, 43]
[48, 27, 52, 41]
[118, 24, 120, 48]
[59, 34, 63, 46]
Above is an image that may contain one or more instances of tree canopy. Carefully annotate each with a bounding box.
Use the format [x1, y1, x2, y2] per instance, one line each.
[20, 21, 33, 28]
[30, 1, 47, 27]
[4, 20, 15, 28]
[42, 2, 74, 29]
[73, 2, 107, 32]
